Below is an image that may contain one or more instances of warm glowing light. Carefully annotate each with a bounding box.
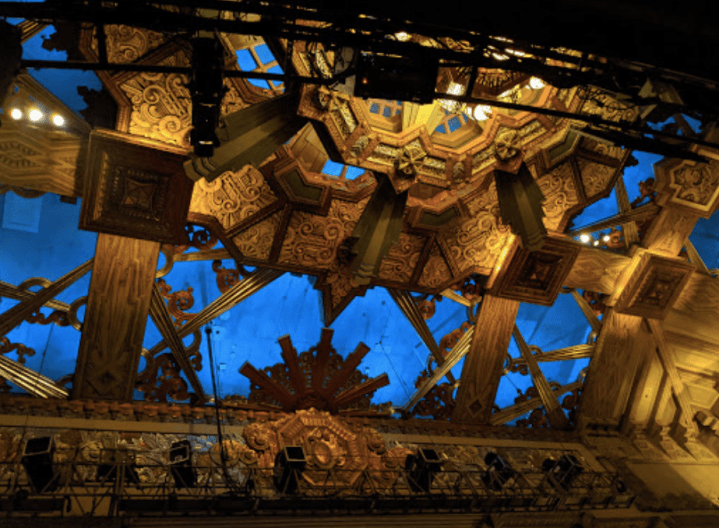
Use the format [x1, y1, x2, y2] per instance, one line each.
[593, 240, 600, 246]
[28, 109, 43, 122]
[506, 48, 526, 57]
[10, 108, 22, 120]
[473, 104, 492, 121]
[491, 52, 509, 61]
[602, 235, 611, 242]
[529, 77, 546, 89]
[580, 234, 591, 244]
[52, 114, 65, 127]
[394, 31, 411, 42]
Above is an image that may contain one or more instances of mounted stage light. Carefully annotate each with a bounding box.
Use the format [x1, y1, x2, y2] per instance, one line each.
[481, 452, 516, 491]
[188, 36, 226, 158]
[97, 446, 140, 486]
[170, 440, 197, 489]
[21, 437, 60, 493]
[405, 448, 443, 493]
[542, 454, 584, 490]
[273, 445, 306, 494]
[0, 20, 22, 125]
[354, 52, 438, 104]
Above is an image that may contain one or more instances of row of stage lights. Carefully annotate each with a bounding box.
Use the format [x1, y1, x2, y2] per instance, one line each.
[578, 233, 612, 247]
[8, 107, 65, 127]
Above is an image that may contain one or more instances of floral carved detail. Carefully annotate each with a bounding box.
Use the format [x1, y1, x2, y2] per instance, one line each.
[279, 198, 369, 269]
[238, 409, 412, 491]
[451, 274, 484, 303]
[136, 331, 202, 403]
[579, 158, 616, 198]
[397, 143, 427, 178]
[189, 165, 278, 231]
[91, 25, 165, 64]
[418, 243, 452, 289]
[672, 160, 719, 205]
[494, 129, 522, 161]
[632, 177, 656, 207]
[378, 233, 425, 283]
[232, 211, 282, 261]
[0, 337, 35, 365]
[444, 185, 511, 275]
[239, 330, 391, 414]
[156, 279, 196, 329]
[538, 161, 579, 231]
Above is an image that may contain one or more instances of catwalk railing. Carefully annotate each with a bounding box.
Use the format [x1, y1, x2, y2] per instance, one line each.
[0, 452, 635, 517]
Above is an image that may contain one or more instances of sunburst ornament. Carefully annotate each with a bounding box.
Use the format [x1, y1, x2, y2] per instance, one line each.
[397, 144, 427, 178]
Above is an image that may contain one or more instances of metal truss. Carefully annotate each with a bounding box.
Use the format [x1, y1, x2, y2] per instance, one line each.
[0, 455, 635, 518]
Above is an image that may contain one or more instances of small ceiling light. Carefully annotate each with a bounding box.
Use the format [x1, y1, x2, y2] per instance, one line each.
[602, 235, 611, 242]
[473, 104, 492, 121]
[529, 77, 546, 89]
[395, 31, 411, 42]
[593, 240, 600, 246]
[580, 234, 590, 244]
[506, 49, 526, 57]
[491, 52, 509, 61]
[28, 109, 43, 122]
[10, 108, 22, 120]
[52, 114, 65, 127]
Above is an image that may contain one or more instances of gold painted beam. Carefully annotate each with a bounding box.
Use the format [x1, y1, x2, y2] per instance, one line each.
[148, 285, 206, 401]
[685, 238, 711, 275]
[388, 288, 456, 385]
[0, 260, 93, 338]
[646, 319, 699, 436]
[402, 326, 474, 412]
[147, 268, 284, 356]
[440, 289, 472, 307]
[570, 289, 603, 333]
[567, 203, 659, 238]
[156, 248, 233, 278]
[73, 234, 160, 401]
[507, 343, 595, 372]
[0, 280, 71, 312]
[512, 325, 568, 429]
[563, 247, 631, 295]
[0, 354, 68, 399]
[452, 295, 520, 424]
[614, 176, 640, 247]
[579, 310, 653, 426]
[490, 380, 582, 426]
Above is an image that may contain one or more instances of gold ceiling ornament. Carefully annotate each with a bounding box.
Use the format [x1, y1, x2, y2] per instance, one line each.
[397, 143, 427, 178]
[493, 129, 522, 161]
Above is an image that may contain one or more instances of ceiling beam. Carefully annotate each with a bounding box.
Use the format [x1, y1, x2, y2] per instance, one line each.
[490, 380, 582, 426]
[148, 285, 206, 402]
[569, 289, 603, 334]
[0, 280, 71, 313]
[506, 343, 595, 372]
[147, 268, 284, 356]
[0, 260, 93, 338]
[73, 234, 160, 401]
[0, 354, 68, 399]
[451, 295, 520, 424]
[388, 288, 456, 385]
[402, 326, 473, 413]
[512, 325, 568, 429]
[646, 318, 700, 436]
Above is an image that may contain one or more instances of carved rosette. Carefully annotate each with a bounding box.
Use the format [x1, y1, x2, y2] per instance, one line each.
[397, 143, 427, 178]
[493, 130, 522, 161]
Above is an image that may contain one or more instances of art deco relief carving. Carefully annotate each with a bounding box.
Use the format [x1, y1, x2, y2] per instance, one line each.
[579, 158, 617, 198]
[279, 198, 369, 269]
[189, 165, 279, 231]
[378, 233, 426, 283]
[537, 161, 580, 231]
[418, 243, 453, 289]
[232, 210, 283, 261]
[89, 24, 166, 64]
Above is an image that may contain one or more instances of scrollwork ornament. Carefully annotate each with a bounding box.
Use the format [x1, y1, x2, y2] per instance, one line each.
[0, 337, 35, 364]
[156, 279, 197, 328]
[438, 321, 472, 355]
[136, 349, 191, 403]
[174, 223, 219, 255]
[211, 260, 243, 294]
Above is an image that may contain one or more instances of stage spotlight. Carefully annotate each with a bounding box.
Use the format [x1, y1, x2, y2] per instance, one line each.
[97, 447, 140, 486]
[481, 452, 515, 491]
[170, 440, 197, 489]
[52, 114, 65, 127]
[21, 437, 59, 493]
[542, 454, 584, 490]
[273, 446, 306, 494]
[28, 109, 43, 122]
[188, 36, 225, 158]
[10, 108, 22, 120]
[405, 448, 443, 493]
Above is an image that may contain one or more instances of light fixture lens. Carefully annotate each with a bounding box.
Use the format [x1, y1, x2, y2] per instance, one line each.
[529, 77, 546, 89]
[29, 109, 43, 122]
[52, 114, 65, 127]
[10, 108, 22, 120]
[473, 104, 492, 121]
[395, 31, 410, 42]
[593, 240, 600, 246]
[580, 234, 591, 244]
[602, 235, 611, 242]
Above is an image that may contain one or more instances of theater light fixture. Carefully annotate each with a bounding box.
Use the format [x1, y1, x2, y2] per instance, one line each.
[10, 108, 22, 120]
[273, 445, 306, 494]
[28, 109, 43, 122]
[52, 114, 65, 127]
[481, 452, 515, 491]
[406, 448, 443, 493]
